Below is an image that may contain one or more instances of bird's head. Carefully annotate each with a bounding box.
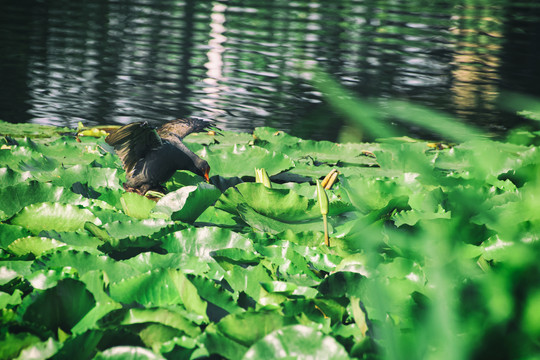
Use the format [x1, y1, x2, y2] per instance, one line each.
[202, 162, 210, 182]
[194, 158, 211, 182]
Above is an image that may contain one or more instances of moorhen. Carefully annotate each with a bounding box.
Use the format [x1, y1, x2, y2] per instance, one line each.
[105, 118, 215, 195]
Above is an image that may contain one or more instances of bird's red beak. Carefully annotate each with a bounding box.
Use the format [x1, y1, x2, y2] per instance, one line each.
[204, 167, 210, 182]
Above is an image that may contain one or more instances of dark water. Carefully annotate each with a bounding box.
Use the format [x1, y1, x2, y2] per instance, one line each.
[1, 0, 539, 141]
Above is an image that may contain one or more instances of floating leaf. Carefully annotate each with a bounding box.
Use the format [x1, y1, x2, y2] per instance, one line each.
[216, 309, 297, 348]
[109, 268, 207, 318]
[35, 250, 138, 283]
[0, 120, 70, 138]
[216, 183, 319, 222]
[0, 181, 84, 220]
[103, 219, 175, 240]
[0, 223, 31, 249]
[242, 324, 349, 360]
[94, 346, 165, 360]
[237, 203, 327, 235]
[0, 167, 32, 188]
[160, 227, 253, 260]
[120, 193, 157, 219]
[199, 144, 294, 178]
[7, 236, 66, 257]
[10, 202, 100, 234]
[152, 183, 221, 223]
[22, 279, 96, 333]
[118, 308, 201, 337]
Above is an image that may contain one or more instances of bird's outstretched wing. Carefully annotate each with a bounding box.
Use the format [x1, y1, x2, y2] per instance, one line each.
[157, 117, 220, 139]
[105, 122, 162, 175]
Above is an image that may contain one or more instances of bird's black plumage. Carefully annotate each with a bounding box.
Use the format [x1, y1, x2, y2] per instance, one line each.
[105, 118, 216, 194]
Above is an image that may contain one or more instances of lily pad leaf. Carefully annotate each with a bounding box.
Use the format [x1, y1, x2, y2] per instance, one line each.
[10, 202, 101, 234]
[216, 309, 297, 348]
[0, 223, 32, 249]
[237, 203, 328, 235]
[199, 144, 294, 178]
[216, 183, 319, 222]
[122, 252, 210, 275]
[35, 250, 138, 283]
[109, 268, 207, 318]
[0, 181, 84, 220]
[94, 346, 165, 360]
[32, 165, 123, 191]
[160, 227, 253, 260]
[7, 236, 66, 257]
[0, 167, 32, 188]
[242, 324, 349, 360]
[15, 338, 61, 360]
[195, 206, 245, 228]
[188, 275, 243, 316]
[152, 183, 221, 223]
[22, 278, 96, 333]
[0, 120, 70, 138]
[120, 193, 157, 219]
[103, 219, 176, 240]
[119, 308, 201, 337]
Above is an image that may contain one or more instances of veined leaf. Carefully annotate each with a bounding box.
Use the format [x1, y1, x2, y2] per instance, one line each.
[199, 144, 294, 178]
[242, 324, 349, 360]
[10, 202, 101, 234]
[152, 183, 221, 223]
[109, 268, 207, 319]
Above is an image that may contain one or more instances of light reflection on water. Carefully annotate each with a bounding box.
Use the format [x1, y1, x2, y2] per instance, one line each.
[0, 0, 539, 141]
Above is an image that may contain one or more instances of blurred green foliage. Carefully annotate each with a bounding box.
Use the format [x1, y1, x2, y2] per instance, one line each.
[1, 77, 540, 359]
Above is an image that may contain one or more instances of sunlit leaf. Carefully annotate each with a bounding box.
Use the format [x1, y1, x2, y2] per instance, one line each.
[199, 144, 295, 178]
[120, 192, 157, 219]
[109, 268, 207, 318]
[7, 236, 67, 257]
[10, 202, 100, 234]
[160, 226, 253, 260]
[242, 324, 349, 360]
[35, 250, 138, 283]
[152, 183, 221, 222]
[215, 183, 319, 222]
[0, 181, 84, 220]
[94, 346, 165, 360]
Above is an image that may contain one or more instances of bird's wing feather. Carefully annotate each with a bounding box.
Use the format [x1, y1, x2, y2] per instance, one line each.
[157, 117, 220, 139]
[105, 122, 162, 175]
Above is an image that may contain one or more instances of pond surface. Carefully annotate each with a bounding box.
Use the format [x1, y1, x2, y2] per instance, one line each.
[1, 0, 539, 141]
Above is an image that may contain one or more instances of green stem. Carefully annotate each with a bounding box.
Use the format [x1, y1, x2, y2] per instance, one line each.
[323, 214, 329, 246]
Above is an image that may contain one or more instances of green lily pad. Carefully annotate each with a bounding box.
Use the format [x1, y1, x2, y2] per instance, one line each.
[216, 183, 319, 222]
[103, 219, 176, 240]
[109, 268, 207, 318]
[0, 223, 32, 249]
[120, 192, 157, 219]
[237, 203, 328, 235]
[242, 324, 349, 360]
[0, 120, 70, 138]
[152, 183, 221, 223]
[160, 227, 254, 260]
[10, 202, 101, 234]
[118, 308, 201, 337]
[33, 165, 123, 191]
[0, 167, 32, 188]
[7, 236, 67, 257]
[216, 309, 297, 347]
[35, 250, 138, 283]
[94, 346, 165, 360]
[0, 181, 85, 220]
[199, 144, 294, 178]
[22, 278, 96, 333]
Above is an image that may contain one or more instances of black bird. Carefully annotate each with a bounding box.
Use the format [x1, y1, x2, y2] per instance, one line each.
[105, 118, 215, 195]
